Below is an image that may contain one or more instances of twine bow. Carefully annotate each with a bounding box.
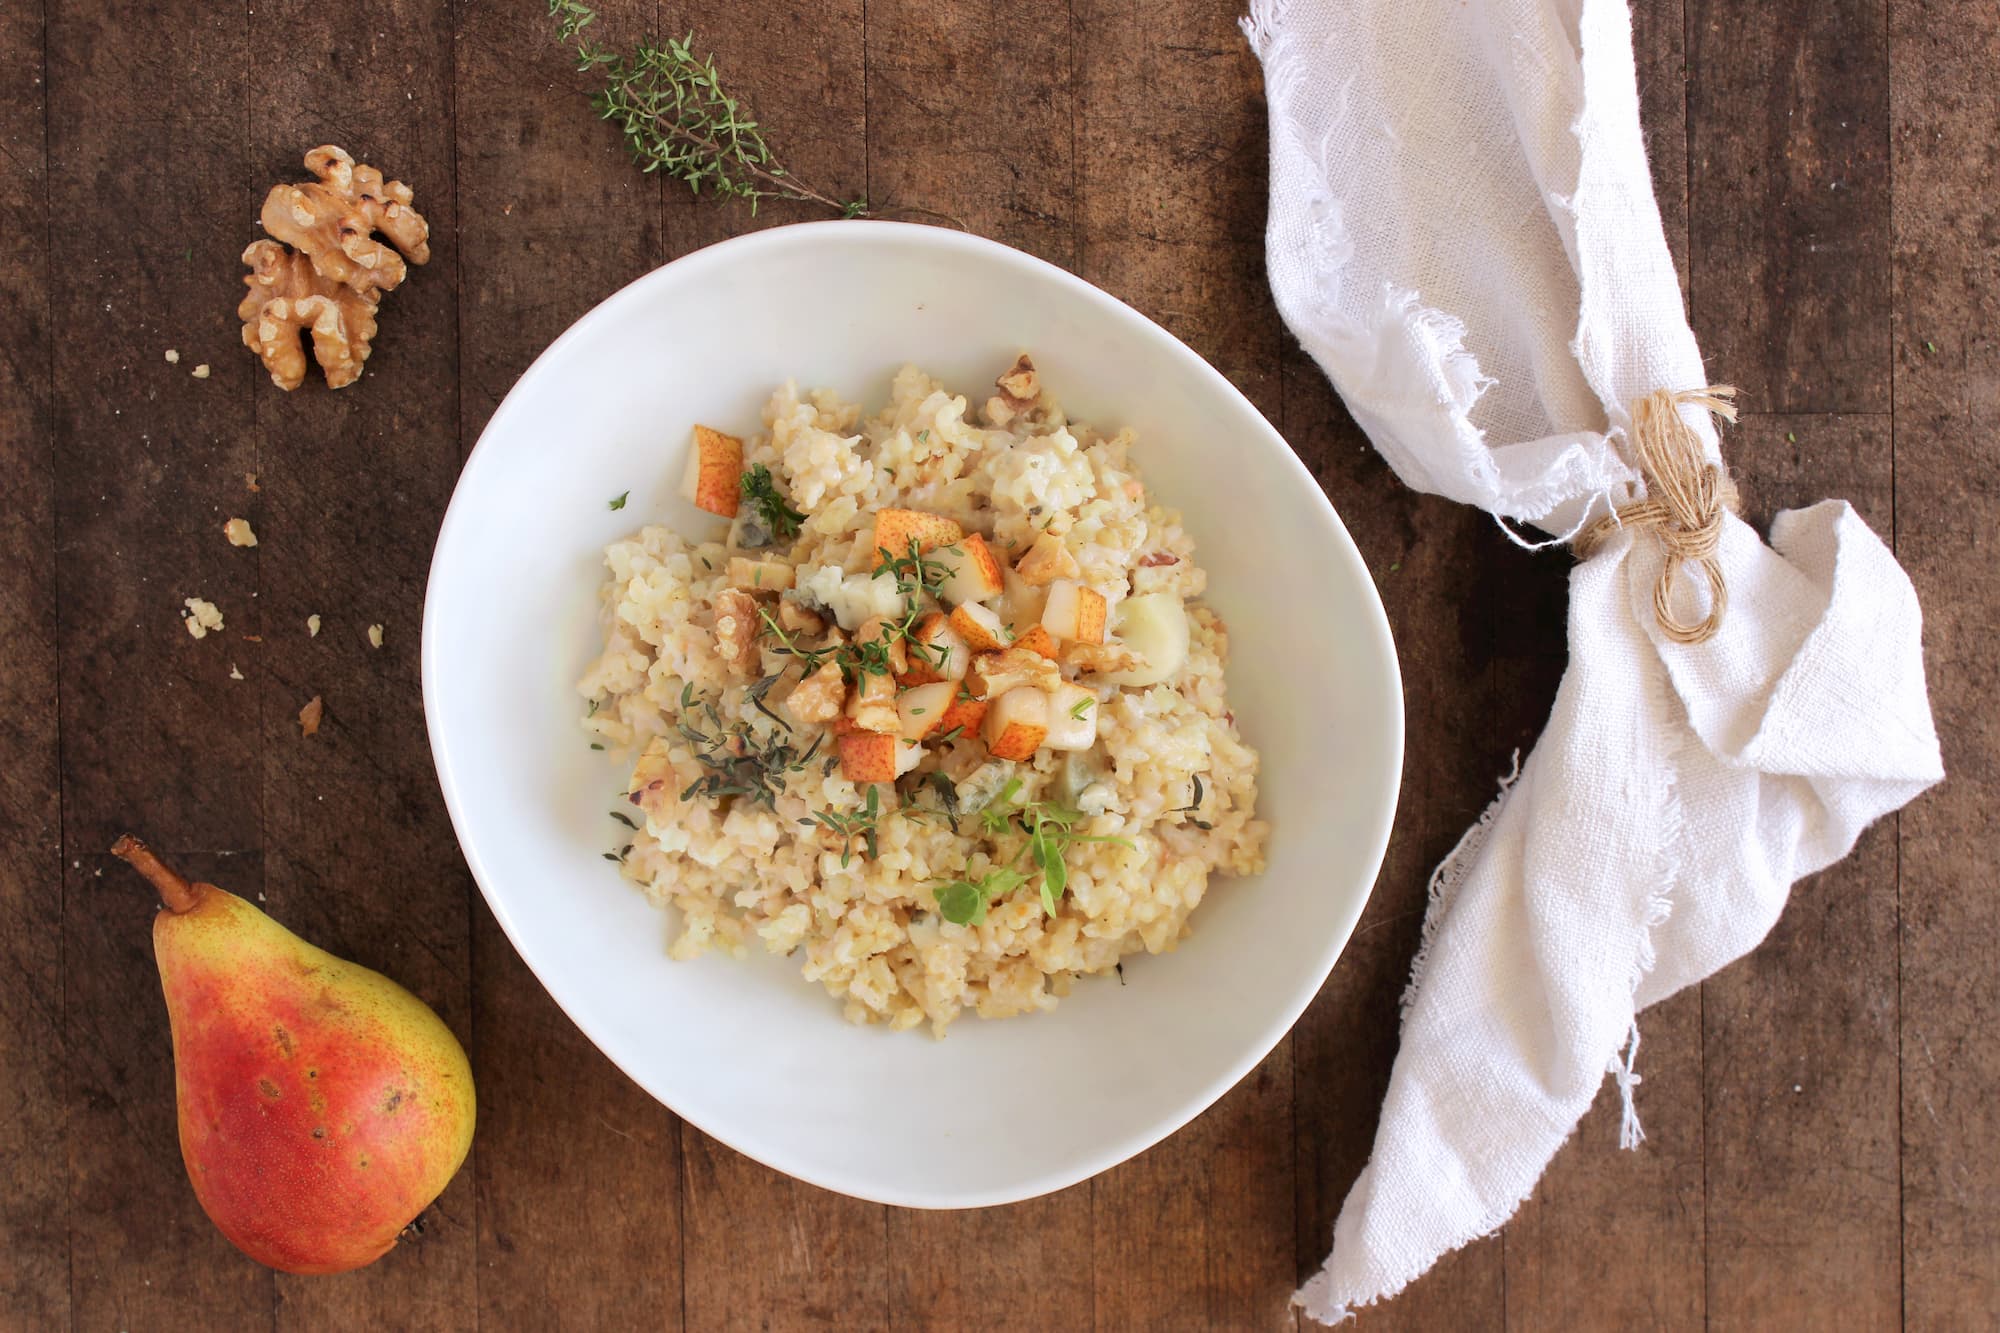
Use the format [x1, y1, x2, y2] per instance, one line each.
[1574, 386, 1741, 644]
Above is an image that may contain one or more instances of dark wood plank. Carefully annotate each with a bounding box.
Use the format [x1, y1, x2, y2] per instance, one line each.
[1093, 1050, 1297, 1331]
[0, 4, 67, 1324]
[1690, 0, 1901, 1314]
[866, 0, 1076, 266]
[1687, 0, 1892, 413]
[1889, 0, 2000, 1321]
[683, 1135, 886, 1331]
[224, 1, 474, 1325]
[46, 0, 270, 1322]
[456, 3, 689, 1326]
[885, 1191, 1091, 1331]
[1072, 3, 1295, 1325]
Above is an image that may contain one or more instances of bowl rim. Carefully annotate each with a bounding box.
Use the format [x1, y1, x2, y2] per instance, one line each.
[422, 219, 1405, 1208]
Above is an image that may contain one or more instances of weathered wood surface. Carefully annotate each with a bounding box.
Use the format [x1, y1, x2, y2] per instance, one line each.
[0, 0, 1991, 1327]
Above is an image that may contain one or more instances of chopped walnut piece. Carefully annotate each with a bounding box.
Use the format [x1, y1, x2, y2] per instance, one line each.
[776, 598, 826, 638]
[244, 473, 260, 492]
[983, 354, 1041, 427]
[967, 646, 1062, 699]
[228, 664, 245, 681]
[1064, 641, 1147, 675]
[1014, 531, 1079, 586]
[786, 660, 846, 725]
[299, 695, 324, 737]
[191, 364, 211, 379]
[224, 517, 257, 547]
[711, 588, 761, 675]
[260, 145, 431, 298]
[182, 597, 224, 640]
[239, 239, 379, 391]
[164, 348, 180, 364]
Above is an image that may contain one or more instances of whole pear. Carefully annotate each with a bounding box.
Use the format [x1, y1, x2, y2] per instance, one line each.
[113, 835, 475, 1275]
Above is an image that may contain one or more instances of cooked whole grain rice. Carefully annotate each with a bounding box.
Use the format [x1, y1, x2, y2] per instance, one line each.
[578, 361, 1266, 1034]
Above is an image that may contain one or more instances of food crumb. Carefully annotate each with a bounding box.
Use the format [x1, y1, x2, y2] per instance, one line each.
[307, 613, 321, 637]
[182, 597, 224, 640]
[299, 695, 324, 737]
[164, 348, 180, 364]
[244, 473, 260, 492]
[192, 364, 211, 379]
[367, 623, 384, 649]
[224, 517, 258, 547]
[229, 664, 244, 681]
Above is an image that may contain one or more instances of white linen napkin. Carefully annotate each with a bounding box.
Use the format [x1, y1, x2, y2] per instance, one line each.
[1241, 0, 1945, 1321]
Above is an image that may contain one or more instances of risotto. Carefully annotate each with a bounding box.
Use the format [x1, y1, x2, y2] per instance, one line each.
[577, 356, 1267, 1034]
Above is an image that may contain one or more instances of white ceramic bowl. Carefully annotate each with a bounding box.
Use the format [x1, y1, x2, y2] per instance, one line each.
[424, 221, 1402, 1207]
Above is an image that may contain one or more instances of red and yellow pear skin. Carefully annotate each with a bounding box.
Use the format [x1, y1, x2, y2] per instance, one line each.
[113, 836, 475, 1275]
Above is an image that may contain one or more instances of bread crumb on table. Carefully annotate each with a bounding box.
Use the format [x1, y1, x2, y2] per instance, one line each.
[164, 348, 180, 364]
[192, 364, 211, 379]
[307, 613, 321, 637]
[367, 623, 384, 649]
[229, 664, 244, 681]
[244, 473, 259, 492]
[224, 517, 257, 547]
[299, 695, 323, 737]
[182, 597, 224, 640]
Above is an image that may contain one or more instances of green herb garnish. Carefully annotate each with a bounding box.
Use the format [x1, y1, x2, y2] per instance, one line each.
[610, 810, 638, 829]
[1069, 696, 1094, 720]
[548, 0, 868, 217]
[608, 490, 629, 511]
[1173, 774, 1214, 829]
[740, 463, 807, 540]
[589, 742, 606, 751]
[675, 683, 823, 808]
[802, 783, 882, 867]
[936, 779, 1133, 922]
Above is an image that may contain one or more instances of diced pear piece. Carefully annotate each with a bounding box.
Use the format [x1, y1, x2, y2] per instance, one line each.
[937, 533, 1005, 605]
[983, 687, 1050, 761]
[896, 682, 957, 741]
[1040, 579, 1107, 644]
[900, 613, 970, 685]
[1013, 531, 1078, 585]
[1044, 682, 1101, 751]
[679, 425, 743, 517]
[1098, 592, 1189, 687]
[839, 731, 900, 783]
[934, 691, 988, 740]
[1012, 624, 1059, 660]
[870, 509, 964, 568]
[948, 601, 1008, 653]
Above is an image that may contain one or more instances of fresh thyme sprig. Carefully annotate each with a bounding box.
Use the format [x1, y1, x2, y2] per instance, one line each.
[675, 680, 823, 809]
[548, 0, 867, 217]
[802, 783, 882, 867]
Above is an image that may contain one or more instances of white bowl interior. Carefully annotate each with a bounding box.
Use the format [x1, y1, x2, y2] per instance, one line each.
[424, 222, 1403, 1207]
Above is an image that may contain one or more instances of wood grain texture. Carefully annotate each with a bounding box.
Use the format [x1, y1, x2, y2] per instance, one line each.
[1890, 0, 2000, 1324]
[0, 0, 1992, 1326]
[1688, 0, 1892, 413]
[0, 0, 66, 1323]
[1690, 0, 1901, 1314]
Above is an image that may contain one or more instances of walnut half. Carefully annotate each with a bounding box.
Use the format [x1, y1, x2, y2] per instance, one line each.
[260, 145, 431, 298]
[238, 240, 380, 391]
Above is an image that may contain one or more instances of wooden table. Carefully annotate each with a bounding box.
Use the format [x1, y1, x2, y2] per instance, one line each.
[3, 0, 1992, 1326]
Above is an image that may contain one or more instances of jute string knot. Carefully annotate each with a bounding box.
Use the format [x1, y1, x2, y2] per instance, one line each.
[1574, 385, 1740, 644]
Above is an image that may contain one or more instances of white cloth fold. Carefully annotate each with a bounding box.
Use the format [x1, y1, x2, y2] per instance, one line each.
[1242, 0, 1944, 1321]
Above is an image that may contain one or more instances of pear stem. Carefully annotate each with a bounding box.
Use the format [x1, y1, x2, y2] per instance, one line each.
[111, 835, 202, 914]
